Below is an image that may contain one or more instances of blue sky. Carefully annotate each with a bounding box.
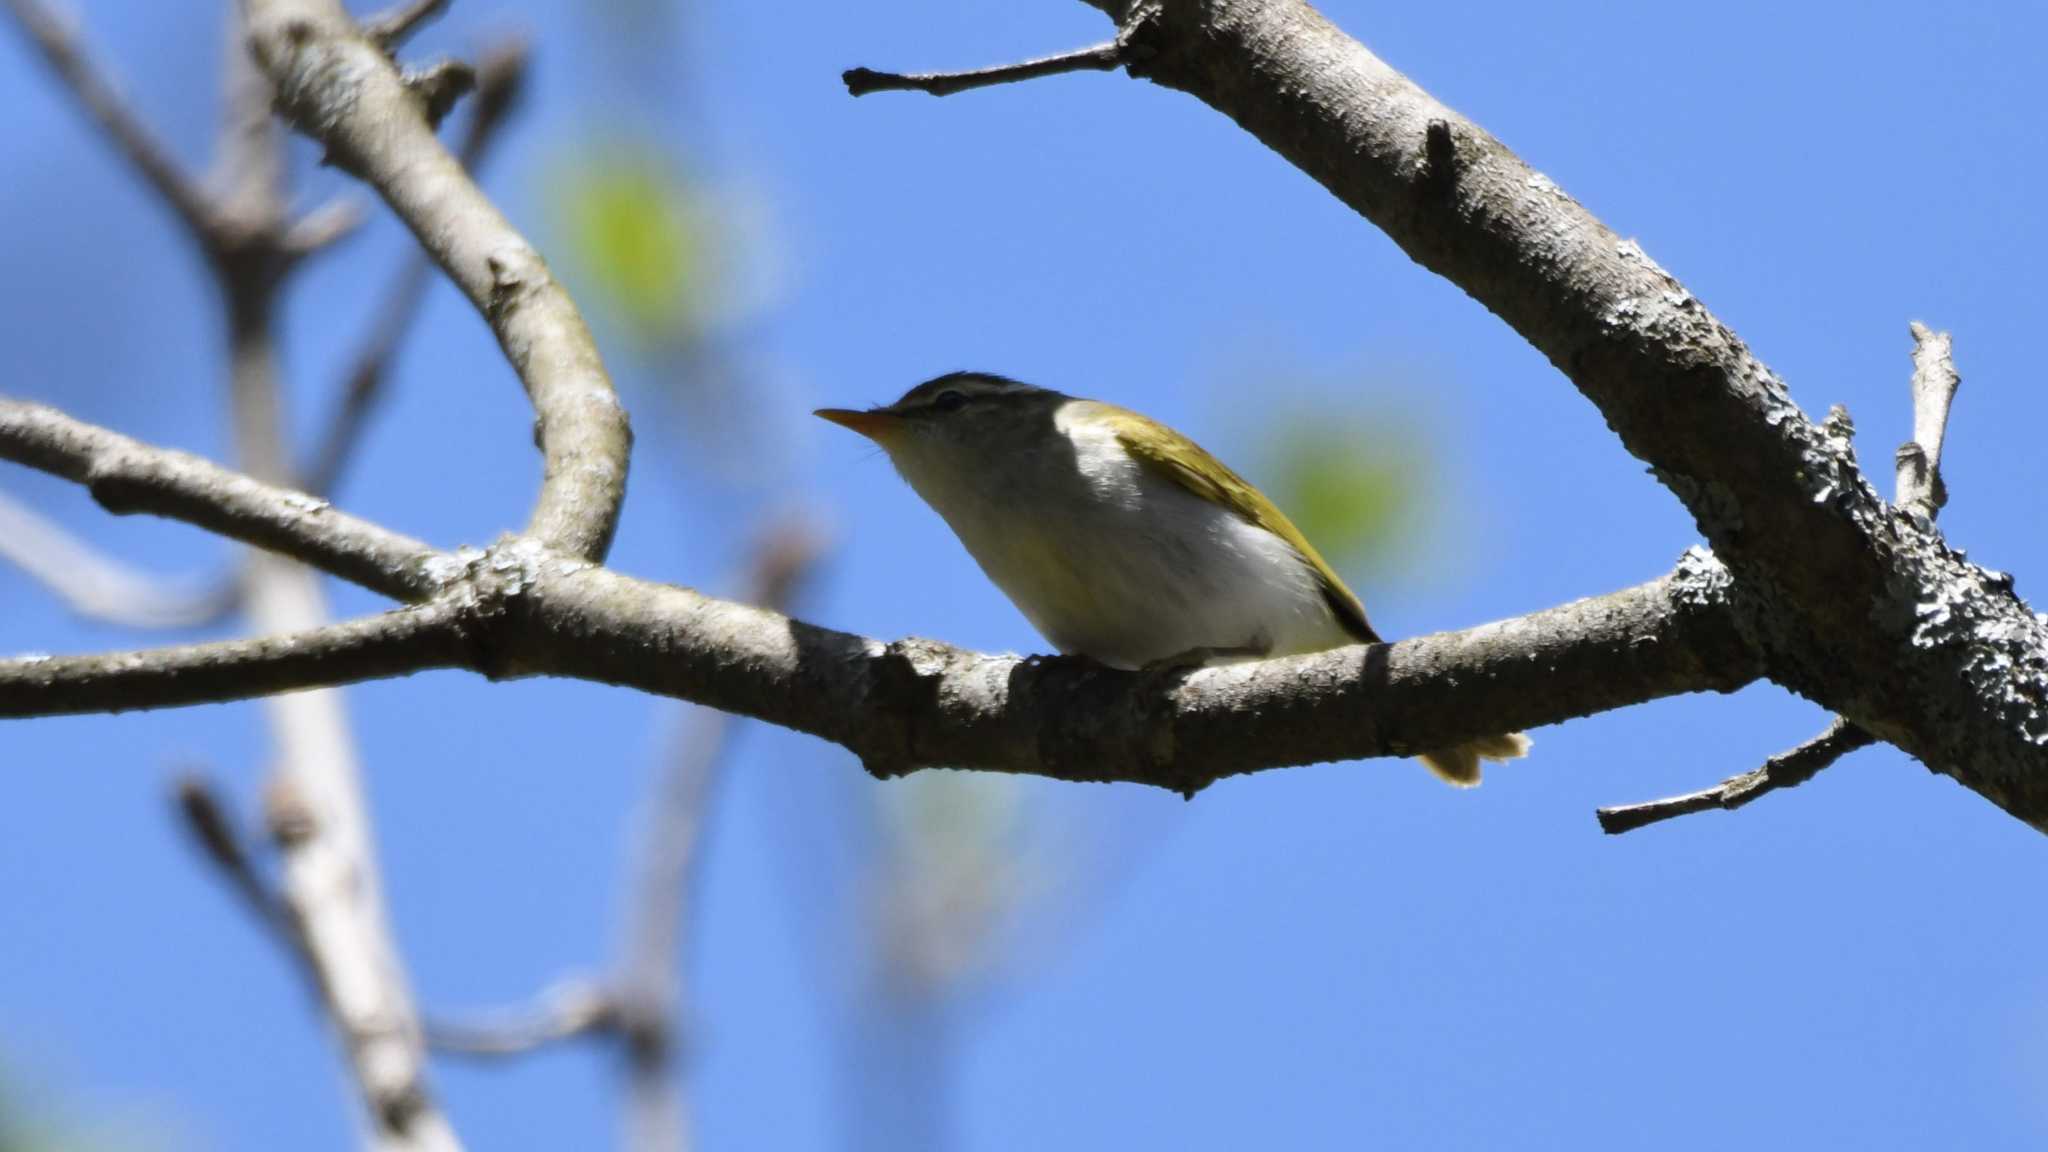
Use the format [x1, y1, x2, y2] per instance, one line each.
[4, 1, 2047, 1148]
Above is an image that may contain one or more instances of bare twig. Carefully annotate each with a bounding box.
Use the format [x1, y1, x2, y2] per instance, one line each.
[1600, 328, 1968, 833]
[280, 197, 367, 260]
[0, 490, 238, 629]
[2, 0, 218, 241]
[363, 0, 449, 51]
[180, 22, 464, 1147]
[245, 0, 630, 563]
[426, 981, 617, 1059]
[844, 40, 1124, 98]
[174, 773, 291, 928]
[304, 39, 529, 498]
[400, 57, 475, 129]
[1596, 719, 1877, 834]
[1896, 321, 1960, 519]
[616, 522, 822, 1152]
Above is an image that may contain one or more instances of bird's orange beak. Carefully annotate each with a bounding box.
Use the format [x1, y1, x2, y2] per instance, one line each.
[814, 407, 901, 441]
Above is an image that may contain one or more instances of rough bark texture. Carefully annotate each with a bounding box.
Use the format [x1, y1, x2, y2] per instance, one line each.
[1069, 0, 2048, 825]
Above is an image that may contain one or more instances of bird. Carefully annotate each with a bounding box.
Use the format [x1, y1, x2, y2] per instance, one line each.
[816, 371, 1530, 785]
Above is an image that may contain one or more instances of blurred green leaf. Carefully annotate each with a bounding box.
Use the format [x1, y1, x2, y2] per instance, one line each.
[1263, 412, 1426, 572]
[548, 141, 703, 347]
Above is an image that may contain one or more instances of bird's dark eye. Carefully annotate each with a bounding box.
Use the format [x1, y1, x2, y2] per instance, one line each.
[931, 389, 968, 413]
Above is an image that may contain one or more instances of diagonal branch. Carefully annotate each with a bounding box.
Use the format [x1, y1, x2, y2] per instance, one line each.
[1599, 328, 1967, 833]
[1596, 718, 1878, 834]
[0, 490, 239, 629]
[2, 0, 219, 242]
[1010, 0, 2048, 829]
[363, 0, 449, 51]
[616, 522, 822, 1151]
[0, 398, 442, 602]
[241, 0, 631, 563]
[303, 38, 530, 498]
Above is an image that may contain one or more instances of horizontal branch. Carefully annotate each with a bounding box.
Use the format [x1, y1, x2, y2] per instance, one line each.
[0, 546, 1757, 788]
[242, 0, 630, 562]
[508, 550, 1757, 791]
[0, 403, 1763, 785]
[426, 982, 616, 1059]
[845, 41, 1123, 97]
[0, 398, 442, 601]
[0, 603, 468, 717]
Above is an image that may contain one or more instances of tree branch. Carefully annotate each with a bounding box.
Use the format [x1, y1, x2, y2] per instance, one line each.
[2, 0, 219, 242]
[1024, 0, 2048, 829]
[1600, 329, 1968, 833]
[1595, 718, 1878, 834]
[241, 0, 631, 562]
[0, 398, 442, 602]
[0, 402, 1760, 785]
[615, 522, 822, 1151]
[280, 196, 367, 260]
[844, 41, 1124, 98]
[0, 602, 467, 717]
[425, 981, 616, 1060]
[303, 38, 529, 498]
[175, 772, 292, 929]
[0, 490, 239, 629]
[362, 0, 449, 51]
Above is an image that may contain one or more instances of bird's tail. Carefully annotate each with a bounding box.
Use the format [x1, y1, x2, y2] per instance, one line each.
[1418, 731, 1531, 788]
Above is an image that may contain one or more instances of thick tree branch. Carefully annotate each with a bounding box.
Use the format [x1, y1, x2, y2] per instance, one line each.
[0, 398, 442, 602]
[1018, 0, 2048, 828]
[193, 29, 463, 1148]
[0, 545, 1753, 790]
[2, 0, 218, 242]
[1602, 330, 1968, 832]
[241, 0, 631, 562]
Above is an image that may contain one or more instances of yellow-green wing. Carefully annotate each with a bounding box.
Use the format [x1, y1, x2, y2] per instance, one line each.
[1099, 404, 1381, 645]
